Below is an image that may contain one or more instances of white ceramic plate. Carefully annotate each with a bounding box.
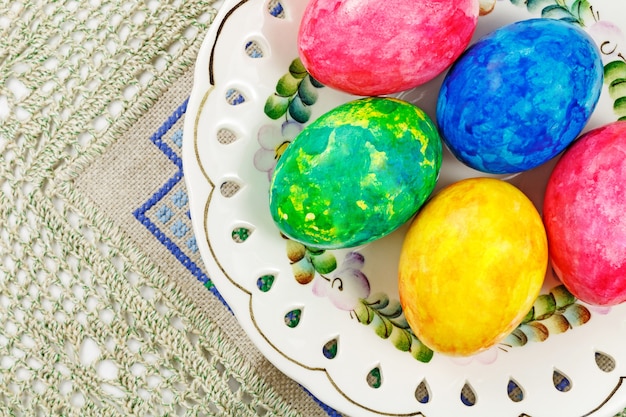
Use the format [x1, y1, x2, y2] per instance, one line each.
[183, 1, 626, 415]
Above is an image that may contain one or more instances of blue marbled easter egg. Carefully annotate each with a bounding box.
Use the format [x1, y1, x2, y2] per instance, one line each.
[269, 97, 442, 249]
[437, 18, 603, 174]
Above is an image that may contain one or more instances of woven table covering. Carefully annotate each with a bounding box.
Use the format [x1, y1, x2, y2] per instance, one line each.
[0, 1, 625, 416]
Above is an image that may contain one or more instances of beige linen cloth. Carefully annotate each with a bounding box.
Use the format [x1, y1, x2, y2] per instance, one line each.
[1, 1, 625, 416]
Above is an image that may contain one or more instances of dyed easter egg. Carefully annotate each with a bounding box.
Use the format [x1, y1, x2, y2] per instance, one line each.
[437, 18, 603, 174]
[544, 121, 626, 306]
[297, 0, 479, 96]
[269, 97, 442, 249]
[398, 178, 547, 356]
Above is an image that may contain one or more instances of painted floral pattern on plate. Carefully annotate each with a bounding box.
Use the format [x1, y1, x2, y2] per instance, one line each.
[253, 0, 626, 363]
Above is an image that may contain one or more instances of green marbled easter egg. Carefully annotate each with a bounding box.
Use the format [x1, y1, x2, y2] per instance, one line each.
[269, 97, 442, 249]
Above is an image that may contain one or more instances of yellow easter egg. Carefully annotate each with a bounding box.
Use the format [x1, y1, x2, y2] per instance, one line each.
[398, 177, 548, 356]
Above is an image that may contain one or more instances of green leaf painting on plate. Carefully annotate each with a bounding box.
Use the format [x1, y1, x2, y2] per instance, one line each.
[605, 61, 626, 120]
[264, 57, 324, 123]
[502, 285, 591, 347]
[509, 0, 596, 25]
[353, 293, 435, 363]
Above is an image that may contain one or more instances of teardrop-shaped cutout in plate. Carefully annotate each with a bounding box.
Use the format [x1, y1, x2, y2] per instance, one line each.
[284, 308, 302, 328]
[553, 369, 572, 392]
[461, 382, 477, 406]
[256, 274, 275, 292]
[245, 39, 265, 59]
[231, 226, 253, 243]
[322, 337, 338, 359]
[595, 351, 616, 373]
[217, 127, 238, 145]
[267, 0, 284, 18]
[367, 366, 382, 389]
[220, 180, 240, 198]
[507, 378, 524, 402]
[225, 88, 246, 106]
[415, 379, 430, 404]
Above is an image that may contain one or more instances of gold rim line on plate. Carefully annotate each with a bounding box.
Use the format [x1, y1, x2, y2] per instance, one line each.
[188, 0, 626, 415]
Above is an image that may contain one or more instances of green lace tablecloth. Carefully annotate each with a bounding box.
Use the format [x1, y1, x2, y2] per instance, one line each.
[0, 1, 625, 416]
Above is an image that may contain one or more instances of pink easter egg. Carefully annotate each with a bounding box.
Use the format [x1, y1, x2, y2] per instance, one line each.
[543, 121, 626, 306]
[297, 0, 479, 96]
